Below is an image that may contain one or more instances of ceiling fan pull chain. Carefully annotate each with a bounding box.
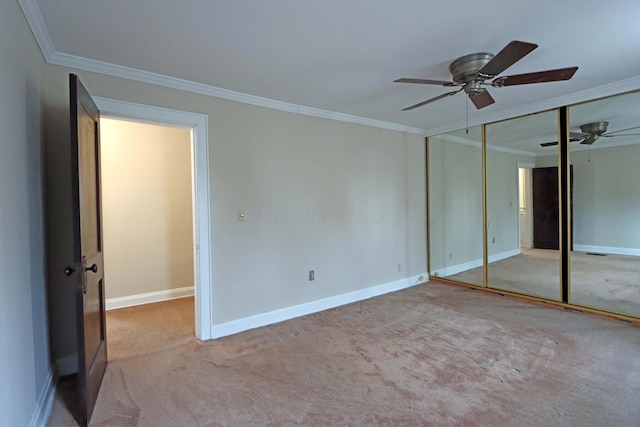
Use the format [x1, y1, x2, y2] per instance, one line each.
[465, 95, 469, 134]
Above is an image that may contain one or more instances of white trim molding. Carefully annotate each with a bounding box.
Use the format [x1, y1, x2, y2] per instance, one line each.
[60, 51, 426, 135]
[28, 367, 56, 427]
[574, 245, 640, 257]
[17, 0, 425, 136]
[17, 0, 54, 62]
[106, 286, 194, 311]
[94, 97, 213, 341]
[211, 274, 428, 339]
[435, 133, 539, 157]
[18, 0, 640, 139]
[431, 248, 520, 277]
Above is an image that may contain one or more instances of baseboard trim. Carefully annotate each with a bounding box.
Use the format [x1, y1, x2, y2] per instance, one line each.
[211, 273, 428, 339]
[574, 244, 640, 257]
[432, 248, 520, 277]
[29, 366, 56, 427]
[106, 286, 194, 310]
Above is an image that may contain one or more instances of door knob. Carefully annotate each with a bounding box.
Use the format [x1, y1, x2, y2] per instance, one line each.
[65, 267, 75, 276]
[84, 264, 98, 273]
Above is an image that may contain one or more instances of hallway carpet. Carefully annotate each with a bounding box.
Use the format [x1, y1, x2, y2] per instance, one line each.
[47, 283, 640, 426]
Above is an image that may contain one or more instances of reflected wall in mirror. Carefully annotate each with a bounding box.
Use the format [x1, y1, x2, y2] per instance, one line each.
[485, 110, 561, 300]
[568, 90, 640, 317]
[428, 126, 483, 286]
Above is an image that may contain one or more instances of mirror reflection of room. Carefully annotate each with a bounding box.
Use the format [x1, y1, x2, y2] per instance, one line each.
[427, 90, 640, 321]
[428, 125, 483, 287]
[485, 109, 561, 300]
[567, 90, 640, 317]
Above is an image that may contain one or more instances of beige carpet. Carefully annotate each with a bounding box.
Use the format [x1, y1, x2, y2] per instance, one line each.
[48, 283, 640, 426]
[106, 296, 195, 361]
[446, 248, 640, 317]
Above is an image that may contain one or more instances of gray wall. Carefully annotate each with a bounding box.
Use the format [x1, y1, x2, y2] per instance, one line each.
[42, 58, 427, 364]
[486, 150, 536, 257]
[5, 2, 426, 423]
[538, 143, 640, 252]
[0, 1, 50, 426]
[428, 135, 483, 274]
[428, 131, 536, 276]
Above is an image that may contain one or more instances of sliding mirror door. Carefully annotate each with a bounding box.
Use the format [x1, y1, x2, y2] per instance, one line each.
[485, 110, 561, 300]
[568, 90, 640, 317]
[428, 126, 484, 286]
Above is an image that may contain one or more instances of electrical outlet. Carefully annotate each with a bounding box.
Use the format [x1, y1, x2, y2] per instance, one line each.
[397, 263, 402, 272]
[309, 270, 314, 281]
[492, 237, 496, 244]
[449, 252, 452, 260]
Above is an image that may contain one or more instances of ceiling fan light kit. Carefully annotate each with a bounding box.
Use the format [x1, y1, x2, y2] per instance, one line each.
[395, 40, 579, 111]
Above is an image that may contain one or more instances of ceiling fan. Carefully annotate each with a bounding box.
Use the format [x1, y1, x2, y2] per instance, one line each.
[395, 40, 578, 111]
[540, 122, 640, 147]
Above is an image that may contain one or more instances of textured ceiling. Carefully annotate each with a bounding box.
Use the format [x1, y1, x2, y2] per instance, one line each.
[25, 0, 640, 135]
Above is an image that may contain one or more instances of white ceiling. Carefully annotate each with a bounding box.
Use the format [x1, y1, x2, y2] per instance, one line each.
[22, 0, 640, 135]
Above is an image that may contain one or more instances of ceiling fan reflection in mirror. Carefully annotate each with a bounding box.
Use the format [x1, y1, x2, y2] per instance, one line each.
[395, 40, 578, 111]
[540, 122, 640, 147]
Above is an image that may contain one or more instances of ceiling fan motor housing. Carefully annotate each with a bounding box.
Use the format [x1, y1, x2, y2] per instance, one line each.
[449, 53, 495, 83]
[449, 53, 494, 95]
[395, 40, 578, 112]
[580, 121, 609, 136]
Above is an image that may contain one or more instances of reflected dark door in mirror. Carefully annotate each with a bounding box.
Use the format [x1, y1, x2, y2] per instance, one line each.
[533, 166, 573, 250]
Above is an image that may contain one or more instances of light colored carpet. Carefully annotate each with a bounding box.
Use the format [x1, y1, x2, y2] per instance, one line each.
[106, 296, 195, 361]
[48, 283, 640, 426]
[445, 248, 640, 317]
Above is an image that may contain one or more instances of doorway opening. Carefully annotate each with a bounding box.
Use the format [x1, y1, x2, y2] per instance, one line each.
[94, 97, 212, 342]
[100, 117, 195, 360]
[517, 164, 534, 250]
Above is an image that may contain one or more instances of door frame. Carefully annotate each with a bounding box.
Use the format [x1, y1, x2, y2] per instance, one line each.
[94, 97, 212, 340]
[517, 162, 535, 250]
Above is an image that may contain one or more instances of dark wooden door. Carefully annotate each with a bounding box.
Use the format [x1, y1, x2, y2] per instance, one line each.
[532, 166, 573, 250]
[70, 74, 108, 426]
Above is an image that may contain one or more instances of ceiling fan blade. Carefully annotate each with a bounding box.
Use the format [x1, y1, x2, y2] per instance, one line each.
[401, 89, 462, 111]
[580, 135, 598, 145]
[540, 135, 584, 147]
[493, 67, 578, 87]
[604, 133, 640, 138]
[478, 40, 538, 77]
[394, 78, 457, 86]
[603, 124, 640, 135]
[469, 89, 495, 109]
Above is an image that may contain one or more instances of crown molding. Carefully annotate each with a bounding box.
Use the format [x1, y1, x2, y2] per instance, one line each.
[17, 0, 54, 61]
[18, 0, 640, 139]
[434, 133, 538, 157]
[17, 0, 426, 136]
[435, 133, 481, 148]
[51, 51, 427, 135]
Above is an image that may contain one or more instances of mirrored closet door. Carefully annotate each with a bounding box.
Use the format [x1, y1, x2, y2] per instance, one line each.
[428, 126, 484, 287]
[568, 90, 640, 317]
[484, 109, 561, 301]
